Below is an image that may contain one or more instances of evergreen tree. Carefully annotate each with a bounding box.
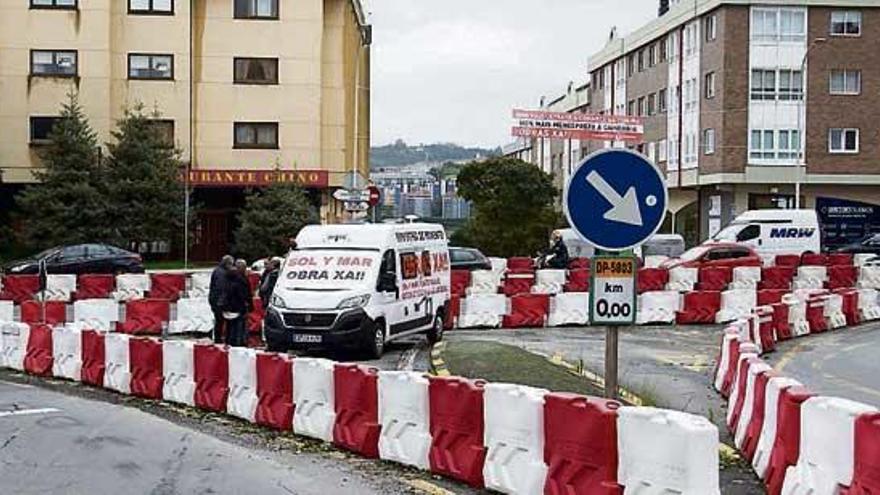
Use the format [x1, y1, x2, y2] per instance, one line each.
[104, 104, 186, 252]
[234, 179, 318, 261]
[15, 93, 110, 249]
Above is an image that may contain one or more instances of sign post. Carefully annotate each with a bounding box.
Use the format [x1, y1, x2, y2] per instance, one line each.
[564, 149, 668, 400]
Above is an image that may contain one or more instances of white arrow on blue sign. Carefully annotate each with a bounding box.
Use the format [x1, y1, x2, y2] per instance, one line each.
[564, 148, 668, 252]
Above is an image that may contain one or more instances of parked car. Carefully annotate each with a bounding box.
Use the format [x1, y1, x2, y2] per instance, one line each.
[2, 244, 145, 275]
[449, 247, 492, 271]
[834, 233, 880, 256]
[660, 243, 761, 269]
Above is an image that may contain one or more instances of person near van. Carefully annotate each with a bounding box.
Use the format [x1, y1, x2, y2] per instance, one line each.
[542, 232, 570, 269]
[209, 255, 234, 344]
[259, 258, 281, 309]
[222, 259, 253, 347]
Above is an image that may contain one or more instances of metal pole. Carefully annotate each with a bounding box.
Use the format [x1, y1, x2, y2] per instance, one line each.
[796, 38, 826, 209]
[605, 326, 619, 400]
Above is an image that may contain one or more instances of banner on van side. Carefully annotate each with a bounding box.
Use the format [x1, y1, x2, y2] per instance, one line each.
[817, 197, 880, 250]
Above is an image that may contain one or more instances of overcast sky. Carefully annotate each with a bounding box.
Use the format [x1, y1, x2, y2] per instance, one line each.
[366, 0, 657, 149]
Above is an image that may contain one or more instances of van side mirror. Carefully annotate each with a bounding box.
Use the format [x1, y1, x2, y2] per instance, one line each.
[378, 271, 397, 292]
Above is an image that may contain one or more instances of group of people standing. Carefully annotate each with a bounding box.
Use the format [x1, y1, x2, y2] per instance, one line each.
[207, 254, 283, 347]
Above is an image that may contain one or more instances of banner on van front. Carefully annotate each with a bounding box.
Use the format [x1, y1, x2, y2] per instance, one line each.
[283, 252, 380, 288]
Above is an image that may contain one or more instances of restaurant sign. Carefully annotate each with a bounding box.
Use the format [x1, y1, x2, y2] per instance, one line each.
[184, 169, 329, 188]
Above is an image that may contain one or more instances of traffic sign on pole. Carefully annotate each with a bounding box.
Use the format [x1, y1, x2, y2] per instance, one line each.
[590, 256, 637, 326]
[564, 149, 668, 252]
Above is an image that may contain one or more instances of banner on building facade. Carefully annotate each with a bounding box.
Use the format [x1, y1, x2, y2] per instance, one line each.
[183, 169, 330, 188]
[511, 109, 644, 142]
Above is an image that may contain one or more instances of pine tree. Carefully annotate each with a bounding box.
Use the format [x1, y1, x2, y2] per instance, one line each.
[15, 93, 110, 249]
[234, 179, 318, 261]
[104, 104, 186, 252]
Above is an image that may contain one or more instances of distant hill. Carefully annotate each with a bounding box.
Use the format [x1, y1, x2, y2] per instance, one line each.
[371, 140, 500, 168]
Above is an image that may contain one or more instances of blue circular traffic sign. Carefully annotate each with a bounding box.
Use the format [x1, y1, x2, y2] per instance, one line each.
[564, 149, 668, 252]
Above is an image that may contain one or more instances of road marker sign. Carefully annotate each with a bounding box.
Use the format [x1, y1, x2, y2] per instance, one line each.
[564, 149, 668, 252]
[590, 256, 637, 326]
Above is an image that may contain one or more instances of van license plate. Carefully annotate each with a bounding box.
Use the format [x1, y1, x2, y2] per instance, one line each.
[293, 334, 322, 344]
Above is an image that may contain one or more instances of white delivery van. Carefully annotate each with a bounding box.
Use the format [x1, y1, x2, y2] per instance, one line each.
[710, 209, 821, 256]
[264, 223, 451, 358]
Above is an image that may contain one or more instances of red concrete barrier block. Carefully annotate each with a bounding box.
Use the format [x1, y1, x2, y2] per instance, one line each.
[450, 270, 471, 298]
[835, 289, 861, 326]
[74, 274, 115, 300]
[564, 269, 590, 293]
[637, 267, 668, 294]
[675, 291, 722, 324]
[698, 266, 733, 291]
[502, 275, 534, 297]
[23, 324, 53, 376]
[248, 297, 264, 336]
[194, 344, 229, 412]
[0, 275, 40, 303]
[775, 255, 801, 268]
[758, 289, 789, 307]
[333, 363, 380, 458]
[148, 273, 186, 301]
[772, 303, 792, 341]
[247, 272, 260, 294]
[428, 376, 486, 488]
[847, 412, 880, 494]
[828, 265, 858, 290]
[742, 370, 779, 461]
[444, 295, 460, 330]
[569, 258, 590, 270]
[728, 357, 760, 434]
[117, 299, 170, 335]
[502, 293, 549, 328]
[81, 330, 105, 386]
[255, 352, 294, 431]
[20, 300, 67, 326]
[755, 309, 777, 353]
[828, 253, 854, 267]
[801, 253, 827, 266]
[544, 393, 623, 495]
[129, 338, 164, 399]
[764, 386, 815, 495]
[806, 298, 828, 333]
[760, 266, 796, 290]
[506, 257, 534, 274]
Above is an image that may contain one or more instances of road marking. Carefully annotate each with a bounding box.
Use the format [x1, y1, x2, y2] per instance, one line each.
[0, 408, 60, 418]
[402, 479, 456, 495]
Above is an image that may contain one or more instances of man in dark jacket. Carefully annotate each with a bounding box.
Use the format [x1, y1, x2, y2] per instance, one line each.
[209, 255, 234, 344]
[544, 232, 570, 269]
[222, 259, 253, 347]
[259, 258, 281, 309]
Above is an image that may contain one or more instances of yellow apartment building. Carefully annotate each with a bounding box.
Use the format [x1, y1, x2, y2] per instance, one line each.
[0, 0, 370, 260]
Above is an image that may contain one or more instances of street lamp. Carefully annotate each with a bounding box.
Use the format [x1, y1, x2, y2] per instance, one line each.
[795, 37, 827, 209]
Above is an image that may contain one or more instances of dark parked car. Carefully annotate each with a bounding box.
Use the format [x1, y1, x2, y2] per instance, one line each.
[834, 233, 880, 256]
[2, 244, 144, 275]
[449, 247, 492, 271]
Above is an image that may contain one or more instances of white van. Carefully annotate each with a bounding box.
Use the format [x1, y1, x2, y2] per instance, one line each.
[710, 209, 821, 256]
[264, 223, 451, 357]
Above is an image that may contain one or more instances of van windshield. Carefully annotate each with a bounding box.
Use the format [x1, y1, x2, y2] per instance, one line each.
[279, 250, 381, 291]
[713, 224, 744, 242]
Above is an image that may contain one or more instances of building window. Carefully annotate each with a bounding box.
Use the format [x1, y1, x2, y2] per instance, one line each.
[637, 97, 646, 116]
[704, 129, 715, 154]
[234, 122, 278, 149]
[830, 70, 861, 95]
[128, 54, 173, 80]
[627, 54, 635, 77]
[659, 39, 667, 63]
[148, 120, 175, 147]
[29, 116, 61, 144]
[658, 88, 668, 113]
[647, 93, 656, 116]
[829, 128, 859, 153]
[751, 69, 776, 100]
[752, 7, 806, 42]
[649, 44, 657, 67]
[705, 15, 717, 41]
[233, 58, 279, 85]
[30, 50, 77, 77]
[234, 0, 278, 19]
[778, 70, 804, 100]
[129, 0, 172, 14]
[705, 72, 716, 99]
[30, 0, 76, 9]
[658, 139, 668, 162]
[750, 130, 775, 159]
[778, 130, 800, 159]
[831, 11, 862, 36]
[627, 100, 635, 116]
[638, 50, 645, 72]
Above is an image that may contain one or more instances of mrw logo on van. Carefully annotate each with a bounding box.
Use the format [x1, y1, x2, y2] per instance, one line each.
[769, 227, 817, 239]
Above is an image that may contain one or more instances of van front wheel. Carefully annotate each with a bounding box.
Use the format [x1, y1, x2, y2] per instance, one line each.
[427, 313, 444, 344]
[364, 320, 386, 359]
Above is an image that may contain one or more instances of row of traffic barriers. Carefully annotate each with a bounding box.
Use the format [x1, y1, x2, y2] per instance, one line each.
[713, 301, 880, 494]
[0, 322, 724, 494]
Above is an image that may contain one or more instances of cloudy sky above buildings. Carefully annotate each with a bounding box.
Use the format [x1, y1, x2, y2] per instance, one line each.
[367, 0, 657, 148]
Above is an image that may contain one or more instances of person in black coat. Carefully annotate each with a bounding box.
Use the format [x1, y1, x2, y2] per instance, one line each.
[209, 255, 234, 344]
[259, 258, 281, 309]
[544, 232, 570, 269]
[222, 260, 253, 347]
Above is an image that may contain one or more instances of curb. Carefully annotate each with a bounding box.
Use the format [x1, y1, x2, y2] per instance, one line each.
[429, 341, 450, 377]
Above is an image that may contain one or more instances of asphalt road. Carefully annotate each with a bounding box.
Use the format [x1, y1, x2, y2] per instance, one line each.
[763, 321, 880, 407]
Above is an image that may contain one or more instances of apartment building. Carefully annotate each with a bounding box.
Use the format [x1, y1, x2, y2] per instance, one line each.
[586, 0, 880, 245]
[0, 0, 370, 260]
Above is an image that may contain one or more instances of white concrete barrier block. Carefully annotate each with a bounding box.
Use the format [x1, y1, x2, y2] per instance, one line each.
[458, 293, 507, 329]
[168, 298, 213, 334]
[377, 371, 432, 470]
[293, 357, 336, 442]
[731, 266, 762, 290]
[713, 328, 740, 392]
[162, 340, 195, 407]
[226, 347, 258, 422]
[40, 274, 77, 302]
[72, 299, 120, 332]
[468, 270, 501, 295]
[547, 292, 590, 327]
[618, 407, 721, 495]
[781, 397, 878, 495]
[103, 333, 131, 394]
[52, 325, 82, 381]
[857, 289, 880, 321]
[532, 269, 567, 295]
[483, 383, 548, 495]
[666, 267, 698, 292]
[716, 289, 757, 324]
[643, 255, 669, 269]
[188, 271, 212, 298]
[0, 301, 13, 323]
[0, 322, 28, 371]
[752, 377, 802, 479]
[637, 291, 681, 325]
[734, 361, 773, 449]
